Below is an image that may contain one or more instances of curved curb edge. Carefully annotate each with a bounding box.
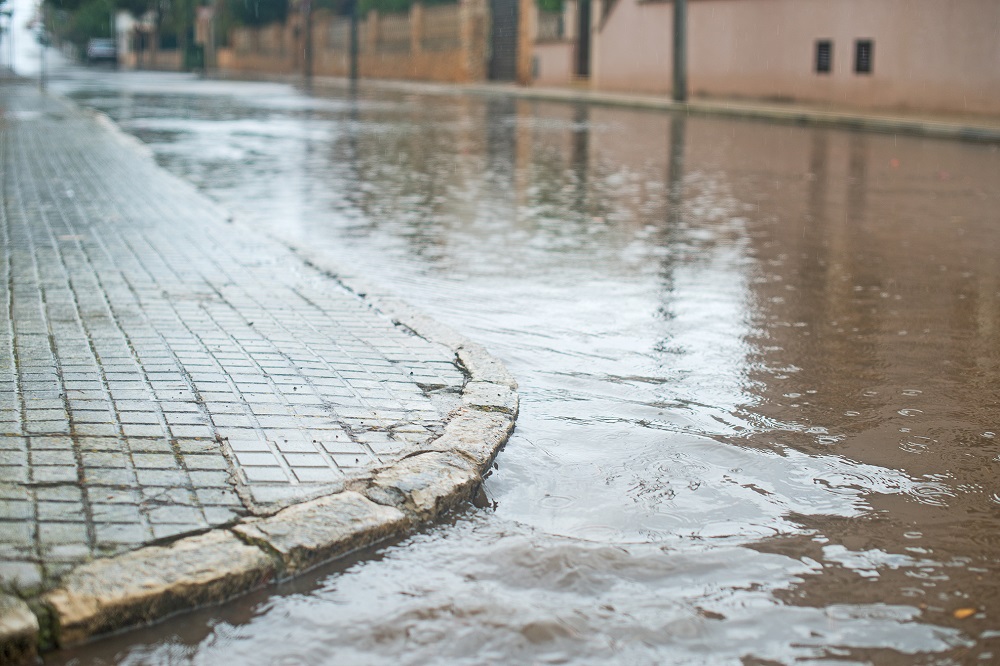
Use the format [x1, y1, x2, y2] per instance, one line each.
[29, 270, 518, 654]
[0, 92, 519, 660]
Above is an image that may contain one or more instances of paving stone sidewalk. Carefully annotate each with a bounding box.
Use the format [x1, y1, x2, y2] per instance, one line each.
[0, 81, 471, 596]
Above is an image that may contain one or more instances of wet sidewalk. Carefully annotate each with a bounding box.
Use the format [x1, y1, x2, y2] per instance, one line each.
[0, 80, 515, 657]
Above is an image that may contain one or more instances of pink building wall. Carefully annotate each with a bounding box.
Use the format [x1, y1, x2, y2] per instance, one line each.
[533, 41, 575, 85]
[591, 0, 674, 93]
[587, 0, 1000, 115]
[532, 0, 579, 84]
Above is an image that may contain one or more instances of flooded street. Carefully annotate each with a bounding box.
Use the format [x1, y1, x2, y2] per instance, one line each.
[43, 69, 1000, 664]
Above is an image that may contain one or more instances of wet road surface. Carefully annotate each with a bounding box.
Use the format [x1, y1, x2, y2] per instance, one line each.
[38, 68, 1000, 664]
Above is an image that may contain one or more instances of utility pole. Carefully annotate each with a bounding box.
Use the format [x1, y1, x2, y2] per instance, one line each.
[302, 0, 312, 83]
[39, 27, 47, 91]
[348, 0, 359, 87]
[672, 0, 686, 102]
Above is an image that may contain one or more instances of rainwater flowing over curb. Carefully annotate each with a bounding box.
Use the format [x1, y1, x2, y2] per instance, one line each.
[0, 83, 518, 662]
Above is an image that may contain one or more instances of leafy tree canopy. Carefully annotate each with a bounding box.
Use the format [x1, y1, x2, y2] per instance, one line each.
[358, 0, 453, 14]
[226, 0, 288, 26]
[45, 0, 152, 17]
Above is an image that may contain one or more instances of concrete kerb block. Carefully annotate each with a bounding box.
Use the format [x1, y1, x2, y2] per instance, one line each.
[233, 492, 410, 577]
[42, 532, 275, 648]
[363, 451, 482, 521]
[457, 344, 518, 389]
[421, 408, 516, 471]
[0, 595, 38, 665]
[462, 380, 518, 414]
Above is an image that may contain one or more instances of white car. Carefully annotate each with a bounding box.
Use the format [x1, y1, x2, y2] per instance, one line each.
[85, 38, 116, 63]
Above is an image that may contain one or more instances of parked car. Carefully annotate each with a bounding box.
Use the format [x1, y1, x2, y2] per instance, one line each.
[85, 38, 116, 64]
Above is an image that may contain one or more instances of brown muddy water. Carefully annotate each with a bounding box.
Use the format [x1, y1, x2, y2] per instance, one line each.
[44, 69, 1000, 665]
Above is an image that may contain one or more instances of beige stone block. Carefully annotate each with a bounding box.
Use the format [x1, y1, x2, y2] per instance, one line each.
[367, 451, 481, 521]
[458, 344, 518, 389]
[462, 381, 519, 415]
[234, 492, 409, 576]
[44, 531, 274, 646]
[0, 594, 38, 665]
[429, 408, 516, 469]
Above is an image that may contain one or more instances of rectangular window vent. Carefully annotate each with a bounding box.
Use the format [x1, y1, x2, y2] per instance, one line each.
[816, 40, 832, 73]
[855, 40, 873, 74]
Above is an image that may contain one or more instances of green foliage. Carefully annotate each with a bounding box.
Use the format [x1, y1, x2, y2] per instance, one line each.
[357, 0, 454, 15]
[166, 0, 196, 45]
[44, 0, 158, 49]
[314, 0, 351, 15]
[44, 0, 91, 12]
[226, 0, 288, 26]
[537, 0, 562, 12]
[43, 0, 459, 48]
[358, 0, 405, 14]
[57, 0, 115, 46]
[45, 0, 148, 14]
[43, 0, 198, 51]
[115, 0, 152, 16]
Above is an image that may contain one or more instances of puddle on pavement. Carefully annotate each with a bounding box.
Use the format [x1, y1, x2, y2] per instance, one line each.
[44, 69, 1000, 664]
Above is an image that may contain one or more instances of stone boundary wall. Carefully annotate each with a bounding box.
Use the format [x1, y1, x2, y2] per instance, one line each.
[121, 49, 182, 72]
[218, 0, 488, 84]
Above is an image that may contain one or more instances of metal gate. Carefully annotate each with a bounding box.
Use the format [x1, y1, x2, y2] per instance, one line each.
[489, 0, 518, 81]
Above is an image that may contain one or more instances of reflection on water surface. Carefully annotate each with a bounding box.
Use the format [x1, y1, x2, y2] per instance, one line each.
[49, 70, 1000, 664]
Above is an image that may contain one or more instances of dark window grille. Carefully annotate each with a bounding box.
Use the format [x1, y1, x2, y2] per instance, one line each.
[815, 40, 832, 73]
[855, 39, 873, 74]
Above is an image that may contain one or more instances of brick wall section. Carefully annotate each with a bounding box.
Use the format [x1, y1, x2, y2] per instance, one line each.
[217, 0, 488, 83]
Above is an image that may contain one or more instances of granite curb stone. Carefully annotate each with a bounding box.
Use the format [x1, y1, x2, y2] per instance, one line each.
[42, 531, 276, 647]
[0, 81, 519, 657]
[364, 451, 481, 521]
[232, 492, 410, 576]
